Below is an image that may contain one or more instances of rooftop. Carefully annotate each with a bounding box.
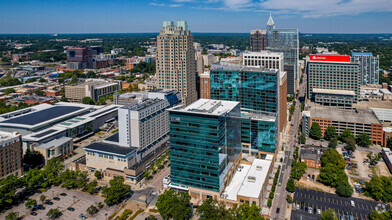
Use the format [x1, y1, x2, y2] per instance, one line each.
[0, 131, 20, 143]
[306, 105, 380, 124]
[243, 50, 283, 57]
[211, 62, 279, 74]
[84, 142, 137, 157]
[169, 99, 239, 116]
[223, 159, 271, 200]
[352, 52, 373, 56]
[370, 108, 392, 122]
[241, 110, 276, 122]
[36, 137, 72, 150]
[312, 88, 356, 96]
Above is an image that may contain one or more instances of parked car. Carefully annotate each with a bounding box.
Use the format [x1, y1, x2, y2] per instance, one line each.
[67, 207, 75, 211]
[308, 207, 313, 214]
[359, 180, 366, 185]
[60, 193, 67, 196]
[317, 209, 321, 215]
[350, 200, 355, 207]
[53, 197, 60, 201]
[31, 212, 38, 216]
[346, 166, 353, 170]
[296, 204, 300, 210]
[352, 165, 358, 168]
[353, 171, 359, 175]
[45, 200, 53, 205]
[369, 174, 374, 178]
[369, 165, 374, 168]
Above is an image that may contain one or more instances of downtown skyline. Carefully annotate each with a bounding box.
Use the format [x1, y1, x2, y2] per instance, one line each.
[0, 0, 391, 34]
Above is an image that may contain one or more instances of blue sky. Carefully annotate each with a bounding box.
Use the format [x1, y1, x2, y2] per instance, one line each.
[0, 0, 391, 33]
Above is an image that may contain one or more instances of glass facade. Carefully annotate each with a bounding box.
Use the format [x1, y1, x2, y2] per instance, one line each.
[210, 67, 279, 113]
[351, 52, 379, 85]
[169, 102, 241, 192]
[241, 111, 276, 153]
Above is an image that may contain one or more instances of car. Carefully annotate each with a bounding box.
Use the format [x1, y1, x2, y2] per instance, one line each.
[31, 212, 38, 216]
[45, 200, 53, 205]
[308, 207, 313, 214]
[369, 174, 374, 178]
[67, 207, 75, 211]
[369, 165, 374, 168]
[339, 142, 343, 144]
[359, 180, 366, 184]
[353, 171, 359, 175]
[321, 140, 324, 142]
[79, 214, 86, 219]
[352, 165, 358, 168]
[317, 209, 321, 215]
[276, 208, 280, 214]
[349, 155, 355, 158]
[364, 161, 370, 164]
[346, 166, 353, 170]
[37, 205, 45, 210]
[60, 193, 67, 196]
[53, 197, 60, 201]
[350, 200, 355, 207]
[340, 215, 345, 220]
[296, 204, 300, 210]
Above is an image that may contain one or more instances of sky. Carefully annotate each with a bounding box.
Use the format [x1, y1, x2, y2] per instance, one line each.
[0, 0, 391, 34]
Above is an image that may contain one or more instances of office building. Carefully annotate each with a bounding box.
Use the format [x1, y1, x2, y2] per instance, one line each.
[302, 105, 383, 145]
[266, 14, 299, 95]
[114, 90, 181, 106]
[306, 54, 360, 106]
[210, 62, 286, 134]
[65, 80, 121, 102]
[156, 21, 197, 105]
[250, 30, 267, 52]
[243, 51, 284, 70]
[382, 148, 392, 174]
[66, 47, 94, 69]
[351, 52, 379, 85]
[33, 137, 73, 163]
[169, 99, 241, 193]
[0, 132, 23, 179]
[200, 72, 210, 99]
[80, 90, 180, 182]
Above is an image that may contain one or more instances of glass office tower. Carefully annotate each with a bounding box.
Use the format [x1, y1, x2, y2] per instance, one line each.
[210, 63, 279, 113]
[168, 99, 241, 192]
[351, 52, 379, 85]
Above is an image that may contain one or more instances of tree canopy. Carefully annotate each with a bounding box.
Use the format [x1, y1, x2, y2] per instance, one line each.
[365, 176, 392, 202]
[81, 97, 95, 105]
[156, 190, 192, 220]
[102, 176, 130, 206]
[356, 133, 371, 147]
[309, 122, 322, 140]
[320, 208, 338, 220]
[324, 126, 337, 141]
[340, 128, 355, 143]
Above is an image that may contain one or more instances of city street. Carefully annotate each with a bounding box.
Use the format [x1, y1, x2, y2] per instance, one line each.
[271, 72, 306, 220]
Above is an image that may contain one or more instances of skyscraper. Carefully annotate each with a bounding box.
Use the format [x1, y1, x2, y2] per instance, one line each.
[250, 29, 267, 52]
[266, 14, 299, 95]
[156, 21, 197, 105]
[351, 52, 380, 85]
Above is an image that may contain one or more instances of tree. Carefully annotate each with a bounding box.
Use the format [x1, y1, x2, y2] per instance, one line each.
[287, 178, 296, 192]
[346, 137, 356, 151]
[46, 208, 61, 219]
[84, 180, 98, 194]
[309, 122, 322, 140]
[196, 198, 227, 220]
[81, 97, 95, 105]
[3, 88, 14, 95]
[369, 210, 392, 220]
[0, 175, 22, 209]
[324, 126, 337, 141]
[34, 90, 45, 96]
[329, 137, 338, 148]
[39, 78, 46, 83]
[86, 205, 98, 215]
[5, 212, 18, 220]
[97, 202, 104, 209]
[25, 198, 37, 210]
[156, 190, 192, 220]
[94, 170, 102, 179]
[23, 149, 45, 169]
[234, 202, 263, 220]
[290, 161, 307, 180]
[86, 71, 96, 78]
[318, 164, 348, 187]
[61, 170, 89, 189]
[321, 149, 346, 169]
[298, 133, 306, 145]
[40, 195, 46, 204]
[102, 176, 130, 206]
[287, 194, 293, 203]
[356, 133, 371, 147]
[336, 181, 353, 197]
[267, 199, 272, 207]
[60, 97, 68, 102]
[340, 128, 355, 143]
[320, 208, 338, 220]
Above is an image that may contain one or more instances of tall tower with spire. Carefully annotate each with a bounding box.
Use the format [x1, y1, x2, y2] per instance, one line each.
[267, 12, 275, 31]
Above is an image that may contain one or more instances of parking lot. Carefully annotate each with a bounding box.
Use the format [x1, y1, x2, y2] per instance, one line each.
[0, 186, 119, 220]
[291, 188, 389, 220]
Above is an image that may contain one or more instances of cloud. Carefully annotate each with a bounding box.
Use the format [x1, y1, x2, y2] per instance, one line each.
[169, 4, 183, 7]
[150, 2, 166, 6]
[223, 0, 253, 9]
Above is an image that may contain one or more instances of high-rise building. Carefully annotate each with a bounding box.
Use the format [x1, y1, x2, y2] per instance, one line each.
[250, 29, 267, 52]
[0, 132, 23, 179]
[156, 21, 197, 105]
[200, 72, 210, 99]
[168, 99, 241, 193]
[243, 51, 284, 70]
[265, 14, 299, 95]
[351, 52, 379, 85]
[66, 47, 94, 69]
[306, 54, 360, 107]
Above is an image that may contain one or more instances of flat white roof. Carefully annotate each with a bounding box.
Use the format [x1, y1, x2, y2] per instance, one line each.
[223, 159, 272, 201]
[172, 99, 239, 116]
[383, 127, 392, 133]
[312, 88, 355, 95]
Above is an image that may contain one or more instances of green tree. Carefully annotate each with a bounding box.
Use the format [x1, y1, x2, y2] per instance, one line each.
[25, 198, 37, 210]
[309, 122, 322, 140]
[196, 198, 227, 220]
[46, 208, 61, 219]
[22, 168, 46, 190]
[84, 180, 98, 194]
[290, 161, 307, 180]
[40, 195, 46, 204]
[287, 194, 293, 203]
[298, 133, 306, 145]
[23, 149, 45, 168]
[86, 71, 96, 78]
[39, 78, 46, 83]
[156, 190, 192, 220]
[81, 97, 95, 105]
[234, 202, 263, 220]
[267, 199, 272, 207]
[324, 126, 337, 141]
[42, 158, 64, 186]
[329, 137, 338, 148]
[0, 175, 22, 209]
[102, 176, 130, 206]
[340, 128, 355, 143]
[94, 170, 102, 179]
[336, 181, 353, 197]
[345, 137, 356, 151]
[61, 170, 89, 189]
[34, 90, 45, 96]
[97, 202, 104, 209]
[320, 208, 338, 220]
[287, 178, 296, 192]
[3, 88, 15, 95]
[5, 212, 18, 220]
[321, 149, 346, 169]
[356, 133, 371, 147]
[369, 210, 392, 220]
[86, 205, 98, 215]
[318, 164, 347, 187]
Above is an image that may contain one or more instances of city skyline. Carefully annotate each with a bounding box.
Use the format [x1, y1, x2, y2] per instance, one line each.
[0, 0, 392, 34]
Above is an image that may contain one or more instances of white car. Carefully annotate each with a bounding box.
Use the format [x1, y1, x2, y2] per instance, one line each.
[308, 207, 313, 214]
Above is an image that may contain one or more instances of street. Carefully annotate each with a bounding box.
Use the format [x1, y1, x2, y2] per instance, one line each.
[270, 73, 306, 220]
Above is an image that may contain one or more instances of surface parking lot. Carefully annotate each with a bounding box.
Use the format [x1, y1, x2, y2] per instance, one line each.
[291, 188, 389, 220]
